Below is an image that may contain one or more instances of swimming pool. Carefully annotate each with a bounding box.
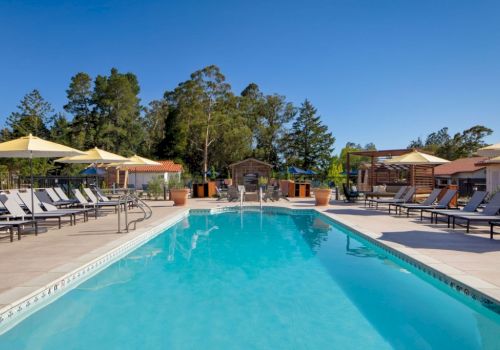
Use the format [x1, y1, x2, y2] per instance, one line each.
[0, 208, 499, 349]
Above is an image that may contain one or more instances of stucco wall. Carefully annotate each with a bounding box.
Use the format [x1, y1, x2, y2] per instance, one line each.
[486, 165, 500, 193]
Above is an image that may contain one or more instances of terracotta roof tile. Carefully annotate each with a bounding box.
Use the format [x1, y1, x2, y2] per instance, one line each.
[128, 160, 182, 173]
[434, 157, 487, 176]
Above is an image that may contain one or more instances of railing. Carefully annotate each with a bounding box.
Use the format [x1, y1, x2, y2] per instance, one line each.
[259, 187, 263, 210]
[117, 193, 153, 233]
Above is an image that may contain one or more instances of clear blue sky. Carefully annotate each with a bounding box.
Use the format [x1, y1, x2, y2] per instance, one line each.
[1, 0, 499, 153]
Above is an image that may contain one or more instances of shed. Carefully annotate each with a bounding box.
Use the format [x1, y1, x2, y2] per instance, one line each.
[229, 158, 272, 192]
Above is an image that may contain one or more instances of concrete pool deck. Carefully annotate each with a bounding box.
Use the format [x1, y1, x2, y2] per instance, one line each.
[0, 197, 499, 314]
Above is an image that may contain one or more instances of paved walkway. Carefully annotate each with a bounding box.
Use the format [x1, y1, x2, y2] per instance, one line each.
[0, 197, 499, 310]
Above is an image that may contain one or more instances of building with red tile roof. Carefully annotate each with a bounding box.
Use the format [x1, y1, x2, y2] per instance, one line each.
[128, 160, 183, 173]
[434, 157, 487, 196]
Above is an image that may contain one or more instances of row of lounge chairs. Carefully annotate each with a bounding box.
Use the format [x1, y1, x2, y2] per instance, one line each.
[0, 187, 127, 242]
[364, 186, 500, 238]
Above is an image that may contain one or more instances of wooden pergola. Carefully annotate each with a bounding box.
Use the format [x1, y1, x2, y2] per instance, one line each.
[346, 149, 435, 193]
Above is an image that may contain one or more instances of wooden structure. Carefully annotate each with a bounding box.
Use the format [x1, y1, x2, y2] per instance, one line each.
[192, 182, 216, 198]
[229, 158, 272, 192]
[287, 182, 311, 198]
[347, 149, 436, 194]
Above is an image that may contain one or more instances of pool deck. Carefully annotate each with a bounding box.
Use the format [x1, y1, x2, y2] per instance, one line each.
[0, 197, 499, 314]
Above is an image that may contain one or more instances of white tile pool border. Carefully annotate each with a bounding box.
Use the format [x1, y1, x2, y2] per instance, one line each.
[0, 209, 189, 335]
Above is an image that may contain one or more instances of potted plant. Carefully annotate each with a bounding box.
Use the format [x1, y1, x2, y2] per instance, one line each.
[168, 177, 189, 206]
[313, 183, 332, 206]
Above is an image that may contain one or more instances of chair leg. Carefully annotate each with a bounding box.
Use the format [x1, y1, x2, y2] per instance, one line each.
[9, 227, 13, 242]
[466, 220, 470, 233]
[491, 224, 493, 239]
[58, 217, 61, 229]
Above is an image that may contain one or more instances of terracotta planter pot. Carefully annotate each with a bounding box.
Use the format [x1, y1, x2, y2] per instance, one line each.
[170, 188, 189, 206]
[314, 188, 331, 206]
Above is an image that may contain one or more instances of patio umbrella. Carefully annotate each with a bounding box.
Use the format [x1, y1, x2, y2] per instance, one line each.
[384, 150, 449, 190]
[79, 166, 106, 176]
[384, 150, 449, 165]
[0, 134, 84, 221]
[304, 169, 316, 175]
[288, 166, 306, 175]
[55, 147, 129, 188]
[117, 155, 161, 189]
[476, 143, 500, 158]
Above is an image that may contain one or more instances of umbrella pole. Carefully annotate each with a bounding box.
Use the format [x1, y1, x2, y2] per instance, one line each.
[30, 151, 35, 222]
[135, 167, 137, 191]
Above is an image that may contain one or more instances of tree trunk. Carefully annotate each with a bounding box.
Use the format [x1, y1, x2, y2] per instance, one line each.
[203, 111, 211, 182]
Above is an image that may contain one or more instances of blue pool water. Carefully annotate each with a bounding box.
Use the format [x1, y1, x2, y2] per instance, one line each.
[1, 209, 499, 349]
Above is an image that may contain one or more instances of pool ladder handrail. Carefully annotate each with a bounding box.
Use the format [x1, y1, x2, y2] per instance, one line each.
[259, 187, 263, 210]
[117, 193, 153, 233]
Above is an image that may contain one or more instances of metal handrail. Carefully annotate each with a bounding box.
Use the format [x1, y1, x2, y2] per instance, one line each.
[117, 193, 153, 233]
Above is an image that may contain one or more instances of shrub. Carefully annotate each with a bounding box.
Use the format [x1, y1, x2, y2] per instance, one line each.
[147, 176, 164, 200]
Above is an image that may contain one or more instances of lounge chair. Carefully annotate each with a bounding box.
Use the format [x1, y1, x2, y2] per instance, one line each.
[0, 220, 38, 242]
[366, 186, 408, 207]
[215, 187, 228, 201]
[343, 183, 359, 203]
[490, 221, 500, 240]
[423, 191, 488, 225]
[448, 192, 500, 233]
[0, 194, 70, 229]
[73, 189, 119, 214]
[35, 191, 92, 222]
[391, 189, 456, 217]
[54, 187, 78, 204]
[371, 187, 416, 210]
[83, 188, 123, 212]
[45, 188, 76, 206]
[227, 187, 241, 202]
[390, 188, 442, 216]
[17, 191, 83, 226]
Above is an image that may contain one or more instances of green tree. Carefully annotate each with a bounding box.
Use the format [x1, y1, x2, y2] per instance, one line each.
[327, 156, 344, 186]
[408, 125, 493, 160]
[168, 65, 233, 179]
[254, 94, 296, 165]
[283, 99, 335, 171]
[64, 72, 95, 149]
[143, 98, 168, 157]
[6, 89, 52, 138]
[92, 68, 145, 155]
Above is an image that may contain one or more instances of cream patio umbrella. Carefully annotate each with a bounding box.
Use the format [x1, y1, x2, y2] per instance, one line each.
[384, 150, 449, 191]
[0, 134, 85, 221]
[476, 143, 500, 158]
[55, 147, 129, 188]
[385, 150, 450, 165]
[107, 155, 160, 190]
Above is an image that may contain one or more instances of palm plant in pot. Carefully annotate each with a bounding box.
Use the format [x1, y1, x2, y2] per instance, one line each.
[168, 177, 189, 206]
[313, 182, 332, 206]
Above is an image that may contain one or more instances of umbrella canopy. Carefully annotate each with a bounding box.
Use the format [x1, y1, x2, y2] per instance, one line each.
[79, 167, 106, 176]
[0, 134, 84, 222]
[304, 169, 316, 175]
[481, 155, 500, 164]
[113, 155, 161, 189]
[384, 150, 449, 165]
[288, 166, 306, 175]
[477, 143, 500, 158]
[55, 147, 129, 164]
[0, 134, 84, 158]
